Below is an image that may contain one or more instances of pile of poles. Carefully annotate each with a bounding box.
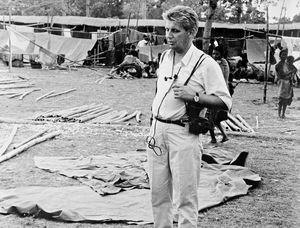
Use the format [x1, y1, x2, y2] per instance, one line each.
[0, 77, 40, 100]
[34, 103, 142, 124]
[221, 113, 255, 133]
[0, 126, 60, 164]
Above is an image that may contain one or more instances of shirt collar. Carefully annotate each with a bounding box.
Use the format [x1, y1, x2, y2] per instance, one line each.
[181, 44, 197, 66]
[167, 44, 198, 66]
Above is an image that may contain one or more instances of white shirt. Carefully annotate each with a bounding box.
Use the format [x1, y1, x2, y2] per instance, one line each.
[152, 44, 232, 120]
[136, 39, 149, 49]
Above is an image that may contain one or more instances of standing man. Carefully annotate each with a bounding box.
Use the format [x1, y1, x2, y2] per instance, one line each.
[146, 5, 232, 228]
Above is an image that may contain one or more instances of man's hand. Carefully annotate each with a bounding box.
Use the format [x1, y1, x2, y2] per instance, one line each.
[172, 83, 195, 101]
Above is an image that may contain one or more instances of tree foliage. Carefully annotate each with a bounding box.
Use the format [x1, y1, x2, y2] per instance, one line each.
[3, 0, 295, 25]
[292, 13, 300, 23]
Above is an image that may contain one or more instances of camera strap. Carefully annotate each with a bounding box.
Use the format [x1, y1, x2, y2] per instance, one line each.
[183, 53, 207, 86]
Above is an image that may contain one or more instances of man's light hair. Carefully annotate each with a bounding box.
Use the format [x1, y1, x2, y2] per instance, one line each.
[162, 5, 199, 34]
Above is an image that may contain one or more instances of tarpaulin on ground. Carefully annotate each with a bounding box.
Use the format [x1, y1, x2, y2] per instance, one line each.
[246, 39, 266, 63]
[0, 150, 261, 224]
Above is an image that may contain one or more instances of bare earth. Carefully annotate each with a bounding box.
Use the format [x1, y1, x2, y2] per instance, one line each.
[0, 66, 299, 228]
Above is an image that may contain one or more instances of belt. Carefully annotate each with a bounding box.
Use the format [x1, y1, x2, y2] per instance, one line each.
[155, 117, 185, 127]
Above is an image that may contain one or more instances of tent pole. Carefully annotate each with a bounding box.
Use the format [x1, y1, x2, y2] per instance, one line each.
[263, 5, 269, 104]
[8, 3, 12, 72]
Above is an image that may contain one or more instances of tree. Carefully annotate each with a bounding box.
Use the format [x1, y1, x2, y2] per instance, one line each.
[293, 13, 300, 22]
[90, 0, 123, 18]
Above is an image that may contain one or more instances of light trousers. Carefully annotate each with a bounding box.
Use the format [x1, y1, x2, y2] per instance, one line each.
[147, 120, 202, 228]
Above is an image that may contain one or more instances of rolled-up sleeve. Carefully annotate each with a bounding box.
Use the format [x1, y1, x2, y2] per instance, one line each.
[202, 58, 232, 110]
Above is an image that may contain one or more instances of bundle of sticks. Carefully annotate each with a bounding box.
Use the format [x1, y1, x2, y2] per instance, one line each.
[0, 126, 60, 163]
[34, 103, 142, 124]
[221, 113, 255, 133]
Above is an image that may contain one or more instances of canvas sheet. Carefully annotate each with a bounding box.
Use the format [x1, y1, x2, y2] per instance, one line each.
[138, 44, 169, 62]
[246, 39, 266, 63]
[281, 36, 300, 59]
[0, 29, 96, 65]
[0, 149, 261, 223]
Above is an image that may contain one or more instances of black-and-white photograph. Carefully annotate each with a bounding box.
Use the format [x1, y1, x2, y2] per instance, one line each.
[0, 0, 299, 227]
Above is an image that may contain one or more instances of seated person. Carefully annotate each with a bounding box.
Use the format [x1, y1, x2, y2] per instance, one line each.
[110, 53, 145, 78]
[127, 44, 139, 58]
[83, 50, 93, 66]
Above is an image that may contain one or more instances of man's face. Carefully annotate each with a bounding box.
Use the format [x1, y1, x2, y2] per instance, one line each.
[165, 20, 193, 54]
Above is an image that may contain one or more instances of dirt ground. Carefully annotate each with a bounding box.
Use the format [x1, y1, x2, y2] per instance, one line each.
[0, 66, 299, 228]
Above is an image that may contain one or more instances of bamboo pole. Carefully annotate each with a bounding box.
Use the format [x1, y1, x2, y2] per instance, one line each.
[46, 88, 76, 99]
[0, 91, 19, 96]
[225, 119, 241, 131]
[112, 111, 138, 123]
[78, 108, 113, 123]
[0, 84, 34, 90]
[227, 113, 249, 132]
[220, 121, 231, 131]
[69, 104, 106, 118]
[63, 103, 98, 117]
[13, 129, 48, 149]
[0, 131, 61, 164]
[8, 93, 23, 98]
[135, 111, 142, 123]
[235, 114, 255, 133]
[19, 88, 41, 100]
[36, 90, 55, 101]
[91, 110, 117, 123]
[108, 110, 128, 123]
[77, 105, 110, 118]
[0, 125, 19, 156]
[96, 111, 120, 123]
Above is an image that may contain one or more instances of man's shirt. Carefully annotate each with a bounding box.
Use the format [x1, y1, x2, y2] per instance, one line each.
[152, 44, 232, 120]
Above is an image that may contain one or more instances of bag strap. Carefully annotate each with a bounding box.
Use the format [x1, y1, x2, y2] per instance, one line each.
[183, 53, 206, 86]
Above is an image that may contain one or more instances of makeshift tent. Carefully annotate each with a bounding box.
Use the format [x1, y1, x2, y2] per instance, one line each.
[0, 27, 97, 65]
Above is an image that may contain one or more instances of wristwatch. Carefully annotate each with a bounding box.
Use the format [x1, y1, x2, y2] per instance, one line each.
[193, 92, 200, 102]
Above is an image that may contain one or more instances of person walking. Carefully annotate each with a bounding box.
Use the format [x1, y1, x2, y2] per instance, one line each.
[146, 5, 232, 228]
[275, 49, 296, 118]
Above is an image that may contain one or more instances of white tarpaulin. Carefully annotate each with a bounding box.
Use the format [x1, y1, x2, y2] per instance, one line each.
[0, 28, 97, 65]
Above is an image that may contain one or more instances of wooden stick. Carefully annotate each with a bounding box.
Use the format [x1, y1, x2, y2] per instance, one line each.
[45, 88, 76, 99]
[235, 114, 255, 133]
[220, 121, 231, 131]
[13, 129, 48, 149]
[135, 111, 142, 123]
[91, 110, 117, 123]
[225, 119, 241, 131]
[108, 110, 128, 123]
[75, 105, 110, 119]
[0, 84, 34, 90]
[8, 93, 23, 99]
[69, 104, 106, 118]
[63, 104, 99, 117]
[97, 111, 121, 123]
[112, 111, 138, 123]
[36, 90, 55, 101]
[0, 131, 61, 164]
[19, 88, 41, 100]
[0, 125, 19, 156]
[79, 108, 113, 123]
[228, 113, 249, 132]
[0, 91, 19, 96]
